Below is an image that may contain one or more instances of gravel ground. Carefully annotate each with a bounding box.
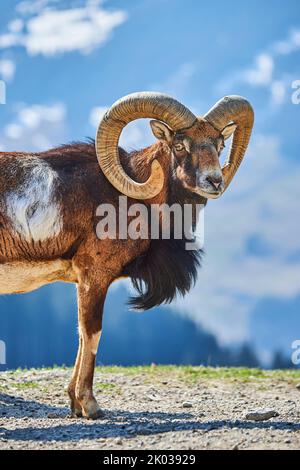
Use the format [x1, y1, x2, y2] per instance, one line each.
[0, 366, 300, 450]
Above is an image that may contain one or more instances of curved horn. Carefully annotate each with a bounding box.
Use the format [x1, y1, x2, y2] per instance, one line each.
[96, 92, 197, 199]
[204, 95, 254, 192]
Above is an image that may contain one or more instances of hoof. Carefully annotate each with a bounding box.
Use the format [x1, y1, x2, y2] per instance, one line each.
[70, 397, 83, 418]
[71, 408, 83, 418]
[75, 392, 104, 420]
[85, 407, 105, 420]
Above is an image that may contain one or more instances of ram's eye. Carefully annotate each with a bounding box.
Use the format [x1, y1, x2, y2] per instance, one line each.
[174, 143, 185, 151]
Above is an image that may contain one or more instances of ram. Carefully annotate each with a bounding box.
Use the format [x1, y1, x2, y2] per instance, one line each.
[0, 92, 254, 418]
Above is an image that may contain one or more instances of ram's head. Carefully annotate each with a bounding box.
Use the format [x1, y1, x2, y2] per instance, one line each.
[96, 93, 254, 200]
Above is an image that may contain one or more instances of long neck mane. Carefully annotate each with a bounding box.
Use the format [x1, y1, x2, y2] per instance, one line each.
[122, 142, 206, 310]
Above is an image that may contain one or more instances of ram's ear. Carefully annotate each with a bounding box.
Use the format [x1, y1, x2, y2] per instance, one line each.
[221, 122, 237, 140]
[150, 120, 174, 144]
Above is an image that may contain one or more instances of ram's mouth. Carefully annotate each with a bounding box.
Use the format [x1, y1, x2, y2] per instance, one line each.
[194, 186, 223, 199]
[182, 181, 224, 199]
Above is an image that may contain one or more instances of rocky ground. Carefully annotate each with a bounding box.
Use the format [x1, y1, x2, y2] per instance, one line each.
[0, 366, 299, 450]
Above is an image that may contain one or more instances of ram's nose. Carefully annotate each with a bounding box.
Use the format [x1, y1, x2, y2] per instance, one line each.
[205, 173, 224, 191]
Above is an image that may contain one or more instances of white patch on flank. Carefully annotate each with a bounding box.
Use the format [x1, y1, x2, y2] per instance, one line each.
[5, 157, 62, 242]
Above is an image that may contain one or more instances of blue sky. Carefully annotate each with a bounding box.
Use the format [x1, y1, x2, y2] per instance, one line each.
[0, 0, 300, 364]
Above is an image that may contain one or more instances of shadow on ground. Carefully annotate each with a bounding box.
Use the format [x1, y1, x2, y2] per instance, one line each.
[0, 393, 299, 443]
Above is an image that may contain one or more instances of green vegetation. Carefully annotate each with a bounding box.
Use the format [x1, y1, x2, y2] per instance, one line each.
[1, 365, 299, 385]
[95, 382, 121, 394]
[94, 365, 300, 384]
[178, 366, 300, 383]
[10, 381, 39, 390]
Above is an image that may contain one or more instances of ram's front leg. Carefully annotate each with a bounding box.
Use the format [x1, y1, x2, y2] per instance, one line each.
[73, 280, 106, 419]
[68, 336, 83, 417]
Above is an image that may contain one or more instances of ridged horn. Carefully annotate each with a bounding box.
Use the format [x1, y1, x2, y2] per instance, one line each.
[204, 95, 254, 192]
[96, 92, 197, 199]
